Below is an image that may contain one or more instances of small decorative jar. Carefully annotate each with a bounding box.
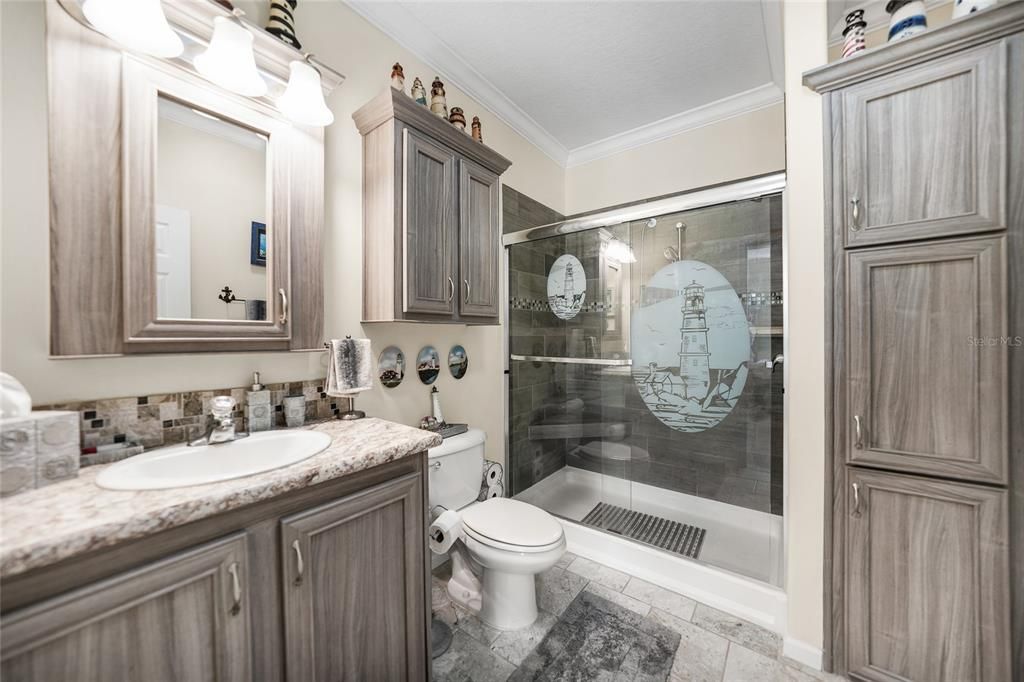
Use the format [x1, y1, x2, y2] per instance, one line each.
[886, 0, 927, 42]
[841, 9, 867, 58]
[952, 0, 997, 19]
[283, 395, 305, 428]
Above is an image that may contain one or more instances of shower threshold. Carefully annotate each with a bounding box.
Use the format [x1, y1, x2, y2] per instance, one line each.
[515, 466, 786, 631]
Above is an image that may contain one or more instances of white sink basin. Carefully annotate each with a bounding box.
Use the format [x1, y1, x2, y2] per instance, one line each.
[95, 430, 333, 490]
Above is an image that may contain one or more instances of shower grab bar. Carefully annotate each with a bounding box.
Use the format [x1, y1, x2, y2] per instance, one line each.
[509, 354, 632, 366]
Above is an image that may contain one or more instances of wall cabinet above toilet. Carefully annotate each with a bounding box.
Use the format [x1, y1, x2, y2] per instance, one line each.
[353, 89, 511, 325]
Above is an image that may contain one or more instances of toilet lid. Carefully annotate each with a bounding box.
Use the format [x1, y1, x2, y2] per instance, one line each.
[461, 498, 563, 548]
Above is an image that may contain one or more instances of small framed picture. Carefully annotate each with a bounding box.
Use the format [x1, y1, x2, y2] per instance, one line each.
[250, 221, 267, 267]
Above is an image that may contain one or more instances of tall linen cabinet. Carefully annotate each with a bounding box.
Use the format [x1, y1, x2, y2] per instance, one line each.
[804, 4, 1023, 680]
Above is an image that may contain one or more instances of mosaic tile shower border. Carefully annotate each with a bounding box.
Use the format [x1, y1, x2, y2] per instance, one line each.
[35, 380, 350, 463]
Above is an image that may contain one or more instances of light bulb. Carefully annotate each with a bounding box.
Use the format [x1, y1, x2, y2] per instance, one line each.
[277, 60, 334, 127]
[194, 16, 267, 97]
[82, 0, 183, 58]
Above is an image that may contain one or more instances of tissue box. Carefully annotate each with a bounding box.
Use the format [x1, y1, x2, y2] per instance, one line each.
[0, 411, 79, 497]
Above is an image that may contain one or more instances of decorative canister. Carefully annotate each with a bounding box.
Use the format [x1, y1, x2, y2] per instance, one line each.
[952, 0, 997, 19]
[283, 395, 306, 428]
[841, 9, 867, 58]
[886, 0, 927, 42]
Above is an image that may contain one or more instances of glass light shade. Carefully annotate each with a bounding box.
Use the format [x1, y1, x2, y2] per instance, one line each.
[277, 61, 334, 127]
[82, 0, 183, 58]
[194, 16, 267, 97]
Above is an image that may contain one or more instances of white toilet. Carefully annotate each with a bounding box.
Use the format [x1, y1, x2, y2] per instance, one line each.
[428, 428, 565, 630]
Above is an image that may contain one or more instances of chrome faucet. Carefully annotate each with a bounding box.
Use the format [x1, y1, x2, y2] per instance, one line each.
[188, 396, 249, 446]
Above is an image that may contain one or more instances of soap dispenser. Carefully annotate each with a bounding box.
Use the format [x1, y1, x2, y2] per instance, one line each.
[246, 372, 272, 432]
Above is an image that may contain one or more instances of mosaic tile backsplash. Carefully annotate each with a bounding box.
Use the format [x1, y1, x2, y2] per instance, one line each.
[36, 380, 351, 460]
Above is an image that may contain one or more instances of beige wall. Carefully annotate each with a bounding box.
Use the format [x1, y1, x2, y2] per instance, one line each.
[156, 116, 267, 320]
[783, 0, 827, 654]
[0, 0, 566, 467]
[564, 103, 786, 215]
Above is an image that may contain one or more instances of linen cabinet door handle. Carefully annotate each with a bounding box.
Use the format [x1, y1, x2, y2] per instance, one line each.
[227, 562, 242, 615]
[464, 279, 470, 302]
[292, 540, 304, 586]
[849, 197, 862, 231]
[853, 415, 864, 449]
[851, 483, 862, 518]
[447, 276, 455, 303]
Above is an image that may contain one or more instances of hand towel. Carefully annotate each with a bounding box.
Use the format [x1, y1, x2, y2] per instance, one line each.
[326, 338, 372, 396]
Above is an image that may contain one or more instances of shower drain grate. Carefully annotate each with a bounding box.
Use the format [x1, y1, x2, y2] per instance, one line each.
[580, 503, 706, 560]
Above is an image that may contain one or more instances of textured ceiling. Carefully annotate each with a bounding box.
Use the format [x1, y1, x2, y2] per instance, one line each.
[349, 1, 783, 160]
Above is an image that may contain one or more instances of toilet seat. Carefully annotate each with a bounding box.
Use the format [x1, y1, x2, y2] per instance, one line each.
[460, 498, 563, 553]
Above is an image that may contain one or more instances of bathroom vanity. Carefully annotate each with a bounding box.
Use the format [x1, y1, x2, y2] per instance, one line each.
[0, 418, 441, 681]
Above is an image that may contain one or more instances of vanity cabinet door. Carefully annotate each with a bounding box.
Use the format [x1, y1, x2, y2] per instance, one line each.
[458, 159, 501, 319]
[0, 533, 251, 682]
[845, 468, 1010, 681]
[403, 128, 457, 316]
[845, 236, 1007, 483]
[839, 41, 1007, 247]
[280, 472, 427, 682]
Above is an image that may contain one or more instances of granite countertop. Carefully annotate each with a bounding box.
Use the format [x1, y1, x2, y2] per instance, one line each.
[0, 418, 442, 579]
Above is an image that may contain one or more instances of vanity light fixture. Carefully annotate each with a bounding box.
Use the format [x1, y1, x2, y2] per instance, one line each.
[82, 0, 183, 58]
[194, 11, 267, 98]
[277, 55, 334, 127]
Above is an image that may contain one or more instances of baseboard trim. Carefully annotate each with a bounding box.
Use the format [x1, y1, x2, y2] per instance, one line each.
[782, 636, 824, 671]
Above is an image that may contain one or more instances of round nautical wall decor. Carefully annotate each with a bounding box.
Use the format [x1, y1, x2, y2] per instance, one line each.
[631, 260, 750, 433]
[547, 254, 586, 320]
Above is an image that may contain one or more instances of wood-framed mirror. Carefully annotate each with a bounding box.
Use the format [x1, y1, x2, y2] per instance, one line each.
[122, 56, 290, 352]
[45, 0, 344, 356]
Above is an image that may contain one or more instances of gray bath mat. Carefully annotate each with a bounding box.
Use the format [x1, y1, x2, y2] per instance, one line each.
[510, 590, 680, 681]
[581, 503, 706, 560]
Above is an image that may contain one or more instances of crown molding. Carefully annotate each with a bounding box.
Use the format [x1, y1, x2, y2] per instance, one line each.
[565, 83, 783, 168]
[828, 0, 951, 47]
[347, 0, 784, 170]
[345, 0, 569, 166]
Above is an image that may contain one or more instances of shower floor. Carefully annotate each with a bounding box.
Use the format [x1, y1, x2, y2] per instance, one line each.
[515, 466, 783, 586]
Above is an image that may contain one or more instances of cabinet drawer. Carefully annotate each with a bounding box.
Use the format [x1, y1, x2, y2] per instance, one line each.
[845, 468, 1009, 681]
[845, 236, 1007, 483]
[839, 41, 1007, 247]
[0, 533, 251, 682]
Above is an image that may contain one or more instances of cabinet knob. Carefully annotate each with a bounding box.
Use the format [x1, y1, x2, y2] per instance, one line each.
[849, 197, 862, 231]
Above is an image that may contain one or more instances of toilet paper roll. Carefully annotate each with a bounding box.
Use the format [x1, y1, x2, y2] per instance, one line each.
[484, 481, 504, 499]
[483, 461, 503, 485]
[428, 509, 462, 554]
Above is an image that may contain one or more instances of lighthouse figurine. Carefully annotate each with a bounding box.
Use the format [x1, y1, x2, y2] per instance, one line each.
[411, 77, 427, 105]
[430, 77, 448, 118]
[390, 62, 405, 93]
[448, 107, 466, 131]
[471, 116, 483, 142]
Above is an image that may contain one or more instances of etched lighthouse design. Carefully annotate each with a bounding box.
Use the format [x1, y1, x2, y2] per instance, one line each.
[562, 262, 576, 299]
[678, 280, 711, 400]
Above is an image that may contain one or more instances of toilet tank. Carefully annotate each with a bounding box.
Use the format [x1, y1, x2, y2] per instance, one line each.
[427, 428, 485, 510]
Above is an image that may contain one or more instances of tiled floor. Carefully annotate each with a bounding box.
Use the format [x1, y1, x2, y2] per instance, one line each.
[432, 553, 843, 682]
